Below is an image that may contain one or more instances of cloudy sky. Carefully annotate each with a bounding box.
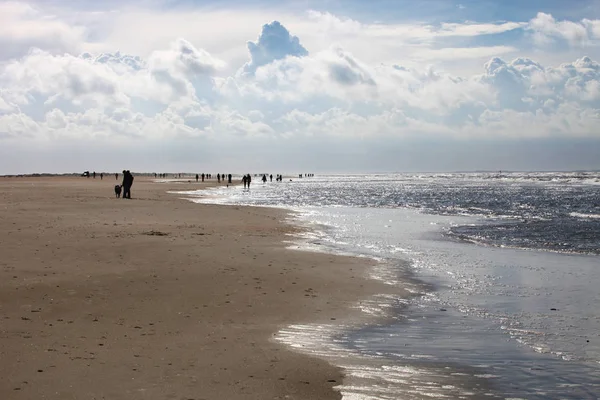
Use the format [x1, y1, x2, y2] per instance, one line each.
[1, 0, 600, 174]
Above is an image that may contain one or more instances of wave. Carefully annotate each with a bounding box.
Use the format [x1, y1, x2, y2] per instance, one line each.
[570, 212, 600, 219]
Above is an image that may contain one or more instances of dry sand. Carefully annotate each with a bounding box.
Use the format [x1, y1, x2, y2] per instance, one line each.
[0, 176, 389, 400]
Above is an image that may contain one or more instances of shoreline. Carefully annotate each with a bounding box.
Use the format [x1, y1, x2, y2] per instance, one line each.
[0, 176, 399, 399]
[169, 176, 600, 398]
[273, 204, 600, 398]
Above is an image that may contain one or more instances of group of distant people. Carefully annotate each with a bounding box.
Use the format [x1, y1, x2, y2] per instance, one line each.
[243, 173, 288, 188]
[193, 173, 233, 184]
[242, 174, 252, 189]
[84, 171, 105, 180]
[84, 169, 314, 200]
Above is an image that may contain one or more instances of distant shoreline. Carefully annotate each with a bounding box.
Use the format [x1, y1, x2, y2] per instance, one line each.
[2, 169, 599, 178]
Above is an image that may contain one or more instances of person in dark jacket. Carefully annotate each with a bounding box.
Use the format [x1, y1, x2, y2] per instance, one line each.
[121, 170, 134, 199]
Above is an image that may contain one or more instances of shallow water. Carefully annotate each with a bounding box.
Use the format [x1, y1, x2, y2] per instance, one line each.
[289, 206, 600, 398]
[179, 173, 600, 398]
[184, 172, 600, 255]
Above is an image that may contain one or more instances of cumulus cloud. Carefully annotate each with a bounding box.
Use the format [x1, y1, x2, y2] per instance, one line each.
[0, 49, 128, 112]
[478, 56, 600, 113]
[0, 7, 599, 173]
[83, 52, 146, 72]
[241, 21, 308, 75]
[528, 12, 600, 46]
[3, 36, 599, 145]
[226, 46, 600, 139]
[233, 44, 380, 105]
[326, 46, 376, 86]
[150, 38, 225, 78]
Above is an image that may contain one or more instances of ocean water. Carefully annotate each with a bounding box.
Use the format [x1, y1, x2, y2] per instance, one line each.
[178, 173, 600, 399]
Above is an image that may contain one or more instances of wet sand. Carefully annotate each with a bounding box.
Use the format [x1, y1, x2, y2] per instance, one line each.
[0, 176, 389, 400]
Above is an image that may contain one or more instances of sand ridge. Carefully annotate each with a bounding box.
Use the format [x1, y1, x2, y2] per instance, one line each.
[0, 176, 387, 400]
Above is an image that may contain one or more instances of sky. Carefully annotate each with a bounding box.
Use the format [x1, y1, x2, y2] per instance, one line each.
[1, 0, 600, 173]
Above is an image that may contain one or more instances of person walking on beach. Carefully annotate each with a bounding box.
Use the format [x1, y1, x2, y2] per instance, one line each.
[270, 174, 273, 182]
[228, 174, 232, 184]
[247, 174, 252, 189]
[217, 173, 221, 183]
[262, 174, 267, 184]
[121, 170, 134, 199]
[127, 170, 134, 198]
[100, 173, 103, 180]
[242, 175, 247, 189]
[196, 174, 199, 182]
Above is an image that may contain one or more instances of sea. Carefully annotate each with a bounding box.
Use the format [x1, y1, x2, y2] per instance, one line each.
[178, 172, 600, 399]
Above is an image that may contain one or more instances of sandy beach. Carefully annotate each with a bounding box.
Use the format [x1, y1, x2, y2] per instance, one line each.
[0, 176, 389, 400]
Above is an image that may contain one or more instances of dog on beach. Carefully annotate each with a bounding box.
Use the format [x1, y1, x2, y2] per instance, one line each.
[114, 185, 122, 198]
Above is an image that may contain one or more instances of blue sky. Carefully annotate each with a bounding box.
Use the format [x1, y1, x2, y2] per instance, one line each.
[155, 0, 600, 22]
[0, 0, 599, 173]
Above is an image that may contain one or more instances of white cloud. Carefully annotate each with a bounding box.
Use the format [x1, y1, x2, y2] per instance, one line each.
[0, 2, 86, 60]
[304, 11, 526, 40]
[288, 11, 526, 71]
[0, 5, 599, 172]
[150, 38, 225, 78]
[2, 36, 598, 145]
[1, 5, 529, 74]
[411, 46, 517, 61]
[0, 49, 129, 110]
[528, 12, 600, 47]
[241, 21, 308, 76]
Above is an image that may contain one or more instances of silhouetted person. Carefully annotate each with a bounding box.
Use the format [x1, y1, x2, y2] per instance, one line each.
[93, 171, 96, 179]
[122, 170, 134, 199]
[228, 174, 232, 184]
[247, 174, 252, 189]
[242, 175, 247, 189]
[262, 174, 267, 184]
[100, 173, 103, 180]
[128, 171, 134, 197]
[196, 174, 199, 182]
[217, 173, 221, 183]
[269, 174, 273, 182]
